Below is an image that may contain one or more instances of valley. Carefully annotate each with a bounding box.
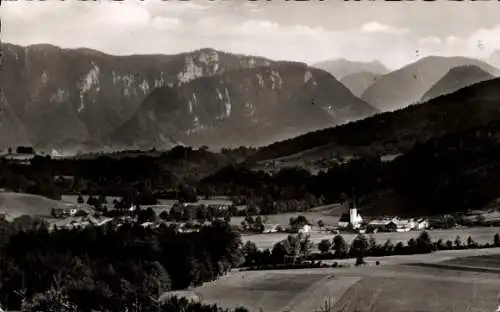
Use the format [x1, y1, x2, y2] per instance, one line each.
[2, 1, 500, 311]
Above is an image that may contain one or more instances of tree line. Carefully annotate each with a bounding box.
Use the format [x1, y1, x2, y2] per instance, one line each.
[5, 122, 500, 217]
[0, 215, 243, 311]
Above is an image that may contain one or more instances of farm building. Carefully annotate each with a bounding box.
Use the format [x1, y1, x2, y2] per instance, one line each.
[262, 224, 280, 233]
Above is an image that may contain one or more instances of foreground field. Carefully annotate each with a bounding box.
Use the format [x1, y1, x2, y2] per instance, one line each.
[243, 226, 500, 250]
[191, 248, 500, 312]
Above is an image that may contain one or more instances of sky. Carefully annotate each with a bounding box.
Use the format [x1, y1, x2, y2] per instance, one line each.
[2, 0, 500, 70]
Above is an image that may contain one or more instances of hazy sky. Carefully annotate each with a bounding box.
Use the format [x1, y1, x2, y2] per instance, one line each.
[3, 0, 500, 69]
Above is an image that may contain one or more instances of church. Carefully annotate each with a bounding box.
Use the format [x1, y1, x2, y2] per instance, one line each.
[337, 202, 363, 230]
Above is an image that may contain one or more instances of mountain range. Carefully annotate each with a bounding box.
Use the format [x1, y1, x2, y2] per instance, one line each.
[0, 43, 376, 152]
[3, 42, 500, 154]
[360, 56, 500, 112]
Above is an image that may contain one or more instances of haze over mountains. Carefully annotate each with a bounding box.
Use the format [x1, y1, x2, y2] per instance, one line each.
[360, 56, 500, 112]
[340, 72, 382, 97]
[312, 59, 389, 80]
[490, 50, 500, 68]
[0, 43, 376, 152]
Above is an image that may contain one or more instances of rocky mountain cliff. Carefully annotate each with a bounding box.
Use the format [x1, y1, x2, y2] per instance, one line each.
[108, 62, 377, 150]
[340, 72, 381, 97]
[420, 65, 494, 103]
[0, 43, 272, 150]
[312, 59, 389, 80]
[1, 43, 376, 152]
[361, 56, 500, 112]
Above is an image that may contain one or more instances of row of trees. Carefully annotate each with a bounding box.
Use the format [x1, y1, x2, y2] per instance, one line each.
[242, 231, 500, 269]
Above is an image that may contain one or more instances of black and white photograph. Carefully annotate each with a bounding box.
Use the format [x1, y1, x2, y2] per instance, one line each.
[1, 0, 500, 311]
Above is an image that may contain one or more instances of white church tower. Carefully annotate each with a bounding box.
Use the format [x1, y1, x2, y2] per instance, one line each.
[337, 191, 363, 229]
[349, 192, 363, 229]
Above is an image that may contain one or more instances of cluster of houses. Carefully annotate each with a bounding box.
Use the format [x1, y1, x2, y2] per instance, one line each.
[365, 217, 429, 233]
[49, 214, 197, 232]
[336, 205, 429, 233]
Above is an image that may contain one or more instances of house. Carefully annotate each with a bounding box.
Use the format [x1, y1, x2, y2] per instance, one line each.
[338, 213, 350, 229]
[51, 208, 66, 218]
[298, 224, 312, 235]
[262, 224, 279, 234]
[415, 218, 429, 230]
[368, 219, 393, 232]
[394, 219, 412, 232]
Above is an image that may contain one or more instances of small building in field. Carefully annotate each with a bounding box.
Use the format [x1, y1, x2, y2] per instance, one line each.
[298, 224, 312, 235]
[263, 224, 279, 233]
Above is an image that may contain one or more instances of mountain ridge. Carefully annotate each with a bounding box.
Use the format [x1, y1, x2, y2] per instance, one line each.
[312, 58, 389, 80]
[108, 62, 377, 150]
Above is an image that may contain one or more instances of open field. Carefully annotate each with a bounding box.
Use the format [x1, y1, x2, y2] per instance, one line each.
[445, 254, 500, 268]
[0, 192, 76, 220]
[332, 274, 497, 312]
[243, 226, 500, 250]
[190, 248, 500, 312]
[231, 204, 345, 228]
[195, 271, 361, 312]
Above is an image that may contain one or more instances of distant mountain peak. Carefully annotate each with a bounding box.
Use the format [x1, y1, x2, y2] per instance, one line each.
[420, 64, 494, 102]
[312, 58, 389, 80]
[361, 55, 499, 112]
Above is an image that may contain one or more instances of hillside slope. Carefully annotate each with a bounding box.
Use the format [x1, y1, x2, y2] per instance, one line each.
[249, 77, 500, 163]
[312, 59, 389, 80]
[340, 72, 381, 97]
[420, 65, 494, 102]
[109, 62, 377, 149]
[361, 56, 499, 112]
[0, 192, 73, 220]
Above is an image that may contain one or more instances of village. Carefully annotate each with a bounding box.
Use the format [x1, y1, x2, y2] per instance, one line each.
[43, 195, 433, 236]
